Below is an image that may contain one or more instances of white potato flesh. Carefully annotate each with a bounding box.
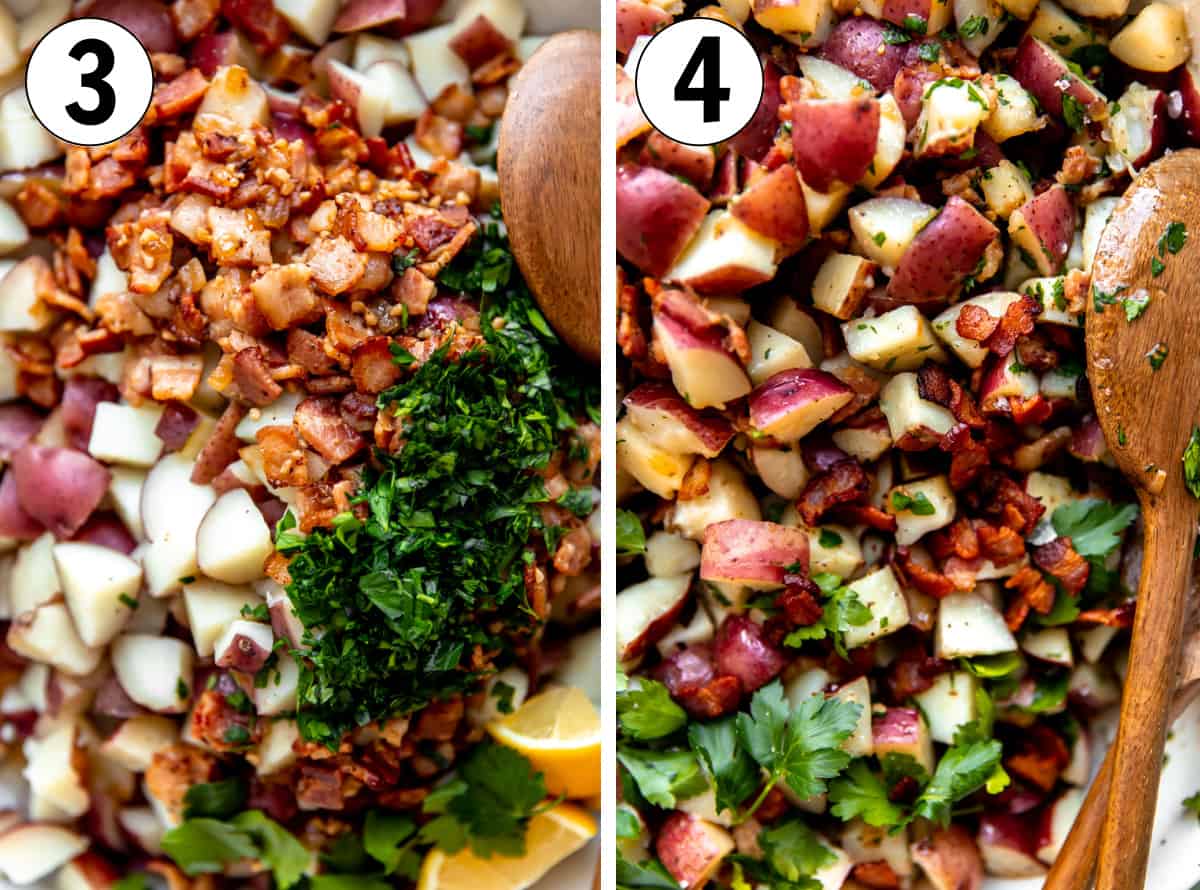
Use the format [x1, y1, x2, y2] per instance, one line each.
[0, 90, 62, 174]
[1022, 627, 1074, 667]
[254, 653, 300, 715]
[1020, 277, 1080, 327]
[955, 0, 1005, 55]
[751, 446, 810, 500]
[745, 321, 812, 384]
[767, 296, 825, 362]
[88, 402, 166, 467]
[615, 417, 692, 500]
[832, 423, 892, 463]
[982, 74, 1044, 142]
[914, 671, 980, 744]
[833, 676, 873, 757]
[812, 253, 876, 320]
[0, 257, 54, 332]
[11, 532, 61, 617]
[235, 391, 303, 441]
[8, 603, 101, 676]
[915, 79, 991, 159]
[663, 211, 779, 294]
[353, 34, 410, 70]
[807, 525, 863, 578]
[183, 580, 262, 657]
[667, 459, 761, 541]
[196, 489, 272, 584]
[112, 635, 193, 713]
[53, 543, 141, 647]
[0, 824, 88, 884]
[879, 372, 957, 443]
[645, 531, 701, 578]
[842, 821, 912, 878]
[936, 592, 1018, 658]
[843, 567, 911, 649]
[23, 724, 88, 818]
[843, 306, 948, 372]
[257, 719, 301, 776]
[1028, 0, 1096, 55]
[451, 0, 526, 40]
[406, 24, 470, 103]
[1081, 197, 1119, 271]
[801, 177, 851, 235]
[888, 475, 957, 546]
[849, 198, 937, 269]
[0, 198, 27, 254]
[214, 619, 274, 668]
[981, 160, 1034, 220]
[274, 0, 339, 43]
[796, 56, 872, 99]
[366, 61, 427, 125]
[862, 94, 906, 189]
[616, 573, 692, 666]
[108, 468, 147, 542]
[99, 715, 178, 772]
[656, 607, 714, 657]
[197, 66, 269, 127]
[140, 455, 217, 597]
[1110, 3, 1190, 71]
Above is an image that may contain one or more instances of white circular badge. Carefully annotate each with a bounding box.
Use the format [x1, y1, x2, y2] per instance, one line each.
[26, 18, 154, 147]
[633, 17, 764, 147]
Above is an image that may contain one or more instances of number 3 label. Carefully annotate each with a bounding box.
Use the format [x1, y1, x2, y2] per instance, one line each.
[634, 18, 764, 147]
[27, 18, 153, 147]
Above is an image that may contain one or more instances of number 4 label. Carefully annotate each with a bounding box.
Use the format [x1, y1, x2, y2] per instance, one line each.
[26, 18, 153, 147]
[634, 18, 764, 147]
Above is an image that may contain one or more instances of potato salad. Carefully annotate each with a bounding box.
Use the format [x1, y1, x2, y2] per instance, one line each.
[615, 0, 1196, 887]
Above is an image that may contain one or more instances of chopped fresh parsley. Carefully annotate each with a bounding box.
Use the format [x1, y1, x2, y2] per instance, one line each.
[913, 739, 1005, 826]
[891, 490, 937, 516]
[959, 15, 989, 37]
[872, 231, 887, 246]
[829, 760, 908, 827]
[1123, 290, 1151, 320]
[759, 819, 837, 884]
[783, 572, 872, 658]
[818, 529, 843, 548]
[1061, 93, 1087, 132]
[617, 508, 647, 556]
[223, 725, 250, 745]
[1184, 790, 1200, 818]
[1092, 284, 1127, 313]
[1184, 426, 1200, 499]
[163, 812, 308, 888]
[182, 779, 248, 820]
[618, 679, 688, 741]
[902, 13, 927, 33]
[491, 679, 516, 715]
[1151, 256, 1166, 277]
[617, 746, 708, 809]
[280, 224, 597, 746]
[1051, 499, 1138, 559]
[1148, 342, 1169, 370]
[881, 24, 911, 43]
[1160, 221, 1188, 256]
[917, 41, 941, 62]
[689, 717, 759, 815]
[464, 123, 494, 145]
[391, 248, 421, 275]
[617, 854, 682, 889]
[112, 876, 151, 890]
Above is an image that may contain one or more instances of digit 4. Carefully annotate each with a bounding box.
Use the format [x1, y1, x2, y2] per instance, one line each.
[674, 35, 730, 124]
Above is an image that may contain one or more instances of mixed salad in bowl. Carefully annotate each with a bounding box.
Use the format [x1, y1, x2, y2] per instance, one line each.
[615, 0, 1197, 887]
[0, 0, 600, 887]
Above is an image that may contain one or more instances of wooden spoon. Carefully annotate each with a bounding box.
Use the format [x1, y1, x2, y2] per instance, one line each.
[1045, 596, 1200, 890]
[498, 29, 601, 363]
[1076, 149, 1200, 890]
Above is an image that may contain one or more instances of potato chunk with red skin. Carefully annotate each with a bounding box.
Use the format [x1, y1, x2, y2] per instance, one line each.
[911, 825, 985, 890]
[791, 98, 880, 192]
[731, 164, 809, 246]
[888, 197, 999, 304]
[656, 812, 736, 889]
[700, 518, 810, 589]
[1010, 35, 1106, 123]
[616, 164, 710, 278]
[1009, 185, 1074, 276]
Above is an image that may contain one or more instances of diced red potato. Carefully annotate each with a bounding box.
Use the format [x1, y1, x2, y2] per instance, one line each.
[977, 813, 1046, 878]
[1010, 35, 1106, 122]
[406, 23, 471, 102]
[88, 402, 165, 468]
[71, 513, 137, 556]
[195, 489, 272, 584]
[214, 619, 274, 672]
[700, 518, 810, 589]
[8, 604, 102, 677]
[745, 321, 813, 385]
[832, 418, 892, 463]
[730, 59, 783, 160]
[1036, 787, 1085, 865]
[663, 210, 779, 295]
[0, 257, 56, 333]
[271, 0, 339, 44]
[667, 459, 762, 542]
[862, 93, 906, 189]
[843, 821, 914, 880]
[888, 197, 999, 305]
[812, 253, 877, 320]
[936, 592, 1018, 658]
[333, 0, 411, 32]
[796, 55, 873, 100]
[327, 59, 389, 138]
[843, 566, 910, 648]
[849, 196, 938, 269]
[879, 371, 956, 449]
[1008, 185, 1075, 276]
[83, 0, 178, 53]
[873, 707, 935, 772]
[11, 445, 110, 540]
[653, 303, 752, 411]
[139, 454, 217, 597]
[914, 79, 992, 159]
[817, 17, 909, 92]
[791, 98, 880, 191]
[639, 132, 716, 188]
[189, 30, 254, 78]
[931, 291, 1024, 367]
[0, 404, 42, 462]
[750, 446, 811, 499]
[0, 823, 89, 885]
[51, 542, 140, 648]
[1177, 64, 1200, 146]
[911, 825, 985, 890]
[914, 670, 980, 744]
[622, 383, 735, 458]
[617, 573, 692, 665]
[980, 74, 1045, 142]
[887, 475, 956, 546]
[799, 176, 852, 235]
[111, 634, 193, 713]
[615, 417, 693, 500]
[1110, 3, 1190, 72]
[617, 0, 671, 54]
[980, 159, 1035, 221]
[843, 306, 949, 373]
[656, 812, 736, 889]
[714, 615, 787, 691]
[954, 0, 1005, 55]
[0, 92, 62, 175]
[752, 0, 836, 44]
[767, 296, 826, 363]
[24, 722, 88, 818]
[748, 368, 854, 442]
[1108, 83, 1167, 170]
[731, 164, 809, 246]
[616, 164, 711, 278]
[56, 851, 122, 890]
[880, 0, 952, 32]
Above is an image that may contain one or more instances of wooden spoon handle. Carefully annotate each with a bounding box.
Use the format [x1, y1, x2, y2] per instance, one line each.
[1095, 494, 1197, 890]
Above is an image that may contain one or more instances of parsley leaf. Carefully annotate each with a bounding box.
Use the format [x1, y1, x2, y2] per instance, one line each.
[783, 573, 872, 658]
[1159, 221, 1188, 256]
[234, 811, 310, 889]
[182, 779, 247, 820]
[113, 877, 151, 890]
[618, 680, 688, 740]
[617, 509, 647, 556]
[689, 717, 759, 815]
[829, 760, 909, 827]
[617, 855, 682, 889]
[1051, 499, 1138, 559]
[1123, 290, 1151, 320]
[617, 747, 708, 809]
[959, 14, 989, 37]
[362, 810, 419, 875]
[1184, 426, 1200, 499]
[1061, 93, 1086, 132]
[736, 681, 862, 806]
[912, 740, 1004, 826]
[1184, 791, 1200, 819]
[759, 819, 837, 883]
[891, 490, 936, 516]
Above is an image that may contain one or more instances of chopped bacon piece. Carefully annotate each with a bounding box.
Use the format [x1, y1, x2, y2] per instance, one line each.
[350, 337, 403, 395]
[294, 396, 366, 464]
[956, 303, 1000, 342]
[286, 328, 337, 376]
[895, 547, 960, 598]
[1005, 565, 1057, 629]
[257, 425, 309, 488]
[149, 354, 205, 402]
[886, 646, 950, 701]
[231, 347, 284, 407]
[852, 862, 902, 889]
[155, 402, 199, 452]
[1005, 725, 1069, 792]
[796, 459, 869, 526]
[929, 517, 980, 561]
[306, 237, 366, 296]
[220, 0, 289, 51]
[776, 577, 823, 626]
[983, 294, 1040, 356]
[295, 482, 337, 532]
[974, 471, 1045, 535]
[1032, 537, 1090, 594]
[339, 391, 377, 432]
[978, 524, 1026, 567]
[1076, 601, 1135, 627]
[296, 764, 345, 811]
[152, 69, 209, 119]
[191, 402, 247, 485]
[251, 264, 322, 330]
[171, 0, 220, 38]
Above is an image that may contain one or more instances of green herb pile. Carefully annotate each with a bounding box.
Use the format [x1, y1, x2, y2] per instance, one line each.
[278, 222, 599, 746]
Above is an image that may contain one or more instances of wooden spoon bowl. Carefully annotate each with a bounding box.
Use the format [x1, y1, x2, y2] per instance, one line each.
[1068, 149, 1200, 890]
[498, 29, 601, 363]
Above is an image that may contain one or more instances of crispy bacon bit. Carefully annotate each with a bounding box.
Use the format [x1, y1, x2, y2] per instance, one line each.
[832, 503, 898, 532]
[852, 862, 902, 890]
[297, 764, 345, 811]
[918, 362, 984, 428]
[171, 0, 220, 38]
[155, 401, 200, 452]
[975, 471, 1045, 535]
[339, 391, 377, 432]
[145, 744, 219, 823]
[251, 264, 323, 330]
[1032, 537, 1090, 594]
[1005, 565, 1057, 630]
[415, 111, 465, 159]
[231, 348, 284, 407]
[220, 0, 289, 51]
[286, 328, 337, 376]
[150, 354, 205, 402]
[887, 646, 950, 701]
[152, 69, 210, 119]
[350, 337, 403, 395]
[257, 425, 310, 487]
[929, 517, 980, 561]
[797, 459, 869, 526]
[983, 294, 1040, 356]
[677, 458, 710, 502]
[956, 303, 1000, 342]
[777, 576, 823, 627]
[191, 402, 248, 484]
[294, 396, 366, 464]
[1077, 601, 1135, 627]
[306, 236, 367, 295]
[190, 688, 258, 751]
[978, 524, 1026, 567]
[1064, 268, 1090, 314]
[895, 546, 960, 599]
[1005, 725, 1069, 792]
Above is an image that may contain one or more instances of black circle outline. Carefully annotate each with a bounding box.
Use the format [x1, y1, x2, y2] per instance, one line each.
[25, 17, 155, 148]
[632, 17, 766, 148]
